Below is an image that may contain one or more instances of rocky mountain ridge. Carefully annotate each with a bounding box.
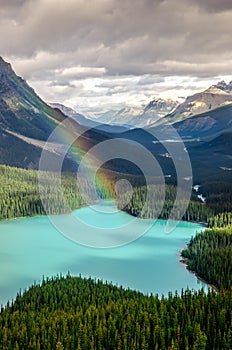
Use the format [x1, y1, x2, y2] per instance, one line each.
[93, 98, 179, 127]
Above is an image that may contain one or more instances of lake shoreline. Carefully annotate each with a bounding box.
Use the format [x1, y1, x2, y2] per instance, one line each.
[0, 200, 208, 306]
[0, 199, 208, 228]
[1, 200, 214, 300]
[178, 237, 216, 293]
[0, 199, 102, 223]
[179, 255, 218, 293]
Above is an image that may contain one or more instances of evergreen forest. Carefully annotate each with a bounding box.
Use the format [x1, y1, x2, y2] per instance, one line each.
[0, 275, 231, 350]
[0, 165, 231, 349]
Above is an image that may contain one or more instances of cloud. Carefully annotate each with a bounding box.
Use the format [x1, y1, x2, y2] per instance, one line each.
[1, 0, 232, 111]
[60, 66, 106, 80]
[191, 0, 232, 13]
[137, 76, 165, 86]
[48, 81, 77, 88]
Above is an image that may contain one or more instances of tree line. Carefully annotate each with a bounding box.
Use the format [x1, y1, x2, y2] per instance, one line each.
[2, 164, 232, 227]
[117, 184, 213, 223]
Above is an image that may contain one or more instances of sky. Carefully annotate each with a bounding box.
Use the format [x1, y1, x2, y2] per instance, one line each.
[1, 0, 232, 114]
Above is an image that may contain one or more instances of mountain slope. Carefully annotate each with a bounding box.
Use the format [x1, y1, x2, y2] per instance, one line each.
[97, 105, 144, 126]
[0, 57, 80, 169]
[0, 57, 108, 170]
[171, 103, 232, 139]
[188, 131, 232, 183]
[49, 102, 92, 127]
[139, 98, 179, 125]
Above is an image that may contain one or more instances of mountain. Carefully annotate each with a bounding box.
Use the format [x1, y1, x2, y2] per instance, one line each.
[141, 98, 179, 124]
[1, 55, 231, 185]
[0, 57, 110, 170]
[156, 81, 232, 125]
[215, 80, 232, 93]
[49, 102, 97, 128]
[0, 57, 132, 172]
[95, 98, 178, 127]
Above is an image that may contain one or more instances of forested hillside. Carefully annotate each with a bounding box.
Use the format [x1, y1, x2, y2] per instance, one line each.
[0, 165, 209, 223]
[0, 165, 114, 220]
[0, 165, 85, 219]
[2, 164, 232, 228]
[0, 275, 231, 350]
[182, 227, 232, 289]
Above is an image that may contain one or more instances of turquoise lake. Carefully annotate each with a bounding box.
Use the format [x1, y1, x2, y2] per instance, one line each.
[0, 201, 207, 305]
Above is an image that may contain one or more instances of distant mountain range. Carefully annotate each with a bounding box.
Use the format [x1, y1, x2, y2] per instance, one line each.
[89, 80, 232, 129]
[49, 102, 128, 134]
[146, 81, 232, 140]
[165, 103, 232, 140]
[49, 80, 232, 141]
[0, 56, 231, 184]
[93, 98, 179, 127]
